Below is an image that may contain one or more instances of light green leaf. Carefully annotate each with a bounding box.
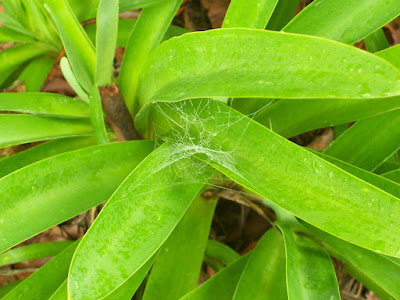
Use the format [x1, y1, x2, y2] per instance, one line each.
[276, 220, 340, 300]
[205, 240, 240, 266]
[45, 0, 96, 92]
[49, 280, 67, 300]
[232, 227, 287, 300]
[0, 114, 93, 149]
[118, 0, 183, 116]
[324, 109, 400, 171]
[137, 99, 400, 257]
[2, 241, 78, 300]
[364, 28, 389, 53]
[143, 192, 217, 300]
[223, 0, 279, 29]
[0, 241, 72, 267]
[284, 0, 400, 44]
[0, 26, 35, 43]
[0, 136, 96, 179]
[60, 57, 89, 103]
[89, 85, 109, 144]
[181, 254, 250, 300]
[19, 56, 55, 92]
[377, 44, 400, 71]
[95, 0, 118, 86]
[266, 0, 298, 30]
[137, 29, 400, 111]
[0, 92, 89, 118]
[68, 143, 213, 299]
[0, 141, 153, 253]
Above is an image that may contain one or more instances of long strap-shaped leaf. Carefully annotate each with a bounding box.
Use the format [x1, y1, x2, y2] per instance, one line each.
[232, 227, 287, 300]
[276, 219, 340, 300]
[377, 44, 400, 71]
[136, 29, 400, 111]
[266, 0, 298, 30]
[0, 141, 153, 253]
[143, 192, 217, 300]
[136, 99, 400, 257]
[68, 143, 214, 299]
[20, 56, 56, 92]
[0, 92, 89, 118]
[283, 0, 400, 44]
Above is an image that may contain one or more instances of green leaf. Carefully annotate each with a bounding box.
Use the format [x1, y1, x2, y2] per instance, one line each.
[0, 114, 93, 149]
[205, 240, 241, 266]
[266, 0, 298, 30]
[276, 219, 340, 300]
[143, 192, 217, 300]
[303, 223, 400, 300]
[0, 141, 153, 253]
[223, 0, 279, 29]
[49, 280, 67, 300]
[0, 280, 21, 298]
[181, 254, 250, 300]
[254, 96, 400, 138]
[19, 56, 55, 92]
[232, 227, 287, 300]
[0, 92, 89, 118]
[45, 0, 96, 92]
[137, 99, 400, 257]
[60, 57, 89, 103]
[137, 29, 400, 112]
[381, 169, 400, 184]
[1, 241, 79, 300]
[377, 44, 400, 71]
[95, 0, 118, 86]
[284, 0, 400, 44]
[0, 136, 96, 179]
[0, 241, 72, 267]
[324, 110, 400, 171]
[68, 143, 213, 299]
[364, 28, 389, 53]
[118, 0, 183, 116]
[0, 26, 35, 43]
[89, 85, 109, 144]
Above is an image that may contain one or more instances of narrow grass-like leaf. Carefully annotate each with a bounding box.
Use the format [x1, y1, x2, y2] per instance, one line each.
[266, 0, 298, 30]
[181, 254, 250, 300]
[0, 141, 153, 253]
[0, 115, 93, 149]
[95, 0, 118, 86]
[0, 136, 96, 179]
[68, 143, 213, 299]
[0, 92, 89, 118]
[45, 0, 96, 92]
[89, 85, 109, 144]
[137, 99, 400, 256]
[2, 241, 78, 300]
[19, 56, 55, 92]
[60, 57, 89, 103]
[364, 29, 389, 53]
[0, 27, 35, 43]
[377, 44, 400, 71]
[143, 192, 217, 300]
[276, 220, 340, 300]
[223, 0, 279, 29]
[137, 29, 400, 111]
[0, 241, 72, 267]
[284, 0, 400, 44]
[118, 0, 183, 116]
[324, 110, 400, 171]
[205, 240, 240, 266]
[232, 228, 287, 300]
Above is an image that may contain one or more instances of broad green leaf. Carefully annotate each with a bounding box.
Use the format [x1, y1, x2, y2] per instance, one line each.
[137, 29, 400, 111]
[0, 136, 96, 179]
[89, 85, 109, 144]
[19, 56, 55, 92]
[0, 241, 72, 267]
[181, 254, 250, 300]
[254, 97, 400, 138]
[118, 0, 183, 116]
[223, 0, 279, 29]
[205, 240, 240, 266]
[45, 0, 96, 92]
[266, 0, 298, 30]
[2, 241, 78, 300]
[284, 0, 400, 44]
[232, 228, 287, 300]
[364, 28, 389, 53]
[49, 280, 67, 300]
[324, 110, 400, 171]
[60, 57, 89, 103]
[143, 192, 217, 300]
[68, 143, 213, 299]
[0, 92, 89, 118]
[0, 280, 21, 298]
[0, 141, 153, 253]
[137, 99, 400, 257]
[377, 44, 400, 71]
[0, 27, 35, 43]
[382, 169, 400, 184]
[0, 114, 93, 149]
[276, 220, 340, 300]
[95, 0, 118, 86]
[303, 223, 400, 300]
